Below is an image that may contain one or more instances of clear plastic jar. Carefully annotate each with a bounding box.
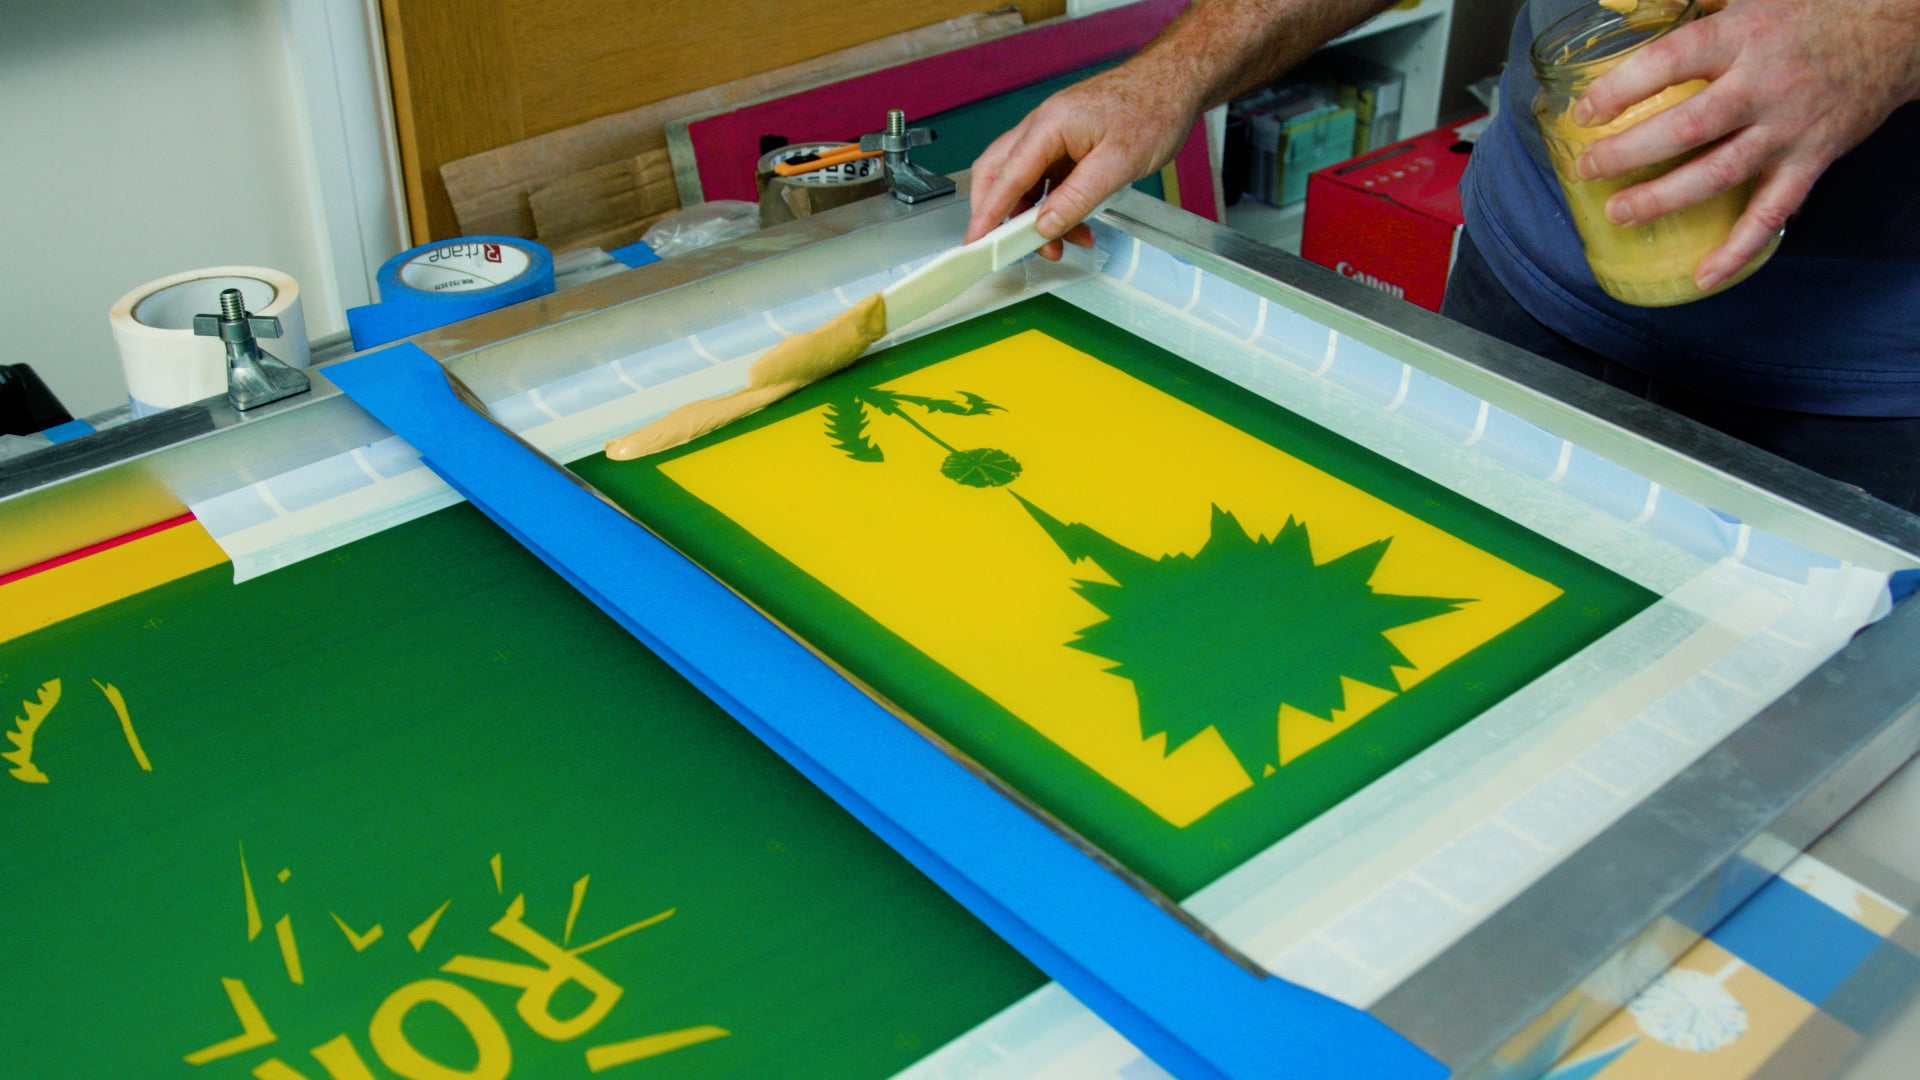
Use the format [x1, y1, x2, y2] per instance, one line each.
[1532, 0, 1782, 306]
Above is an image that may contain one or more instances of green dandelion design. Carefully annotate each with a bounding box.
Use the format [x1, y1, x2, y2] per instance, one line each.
[822, 385, 1471, 777]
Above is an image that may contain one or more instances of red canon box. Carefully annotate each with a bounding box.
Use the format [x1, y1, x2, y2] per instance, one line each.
[1300, 115, 1484, 311]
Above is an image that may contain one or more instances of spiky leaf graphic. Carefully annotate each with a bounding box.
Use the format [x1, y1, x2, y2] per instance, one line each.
[5, 679, 61, 784]
[957, 391, 1003, 415]
[1017, 496, 1467, 777]
[858, 388, 904, 416]
[941, 448, 1023, 488]
[894, 391, 1004, 416]
[824, 397, 883, 462]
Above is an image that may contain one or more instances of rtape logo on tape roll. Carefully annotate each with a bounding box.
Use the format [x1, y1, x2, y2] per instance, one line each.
[400, 242, 534, 293]
[347, 236, 555, 351]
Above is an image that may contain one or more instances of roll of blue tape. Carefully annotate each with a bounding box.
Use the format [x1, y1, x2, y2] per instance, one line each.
[346, 236, 555, 351]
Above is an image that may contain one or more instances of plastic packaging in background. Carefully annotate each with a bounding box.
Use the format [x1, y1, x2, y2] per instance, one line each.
[640, 201, 761, 258]
[548, 247, 627, 291]
[0, 432, 53, 463]
[547, 241, 664, 295]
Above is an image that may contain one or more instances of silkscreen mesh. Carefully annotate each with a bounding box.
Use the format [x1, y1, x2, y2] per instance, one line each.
[187, 225, 1903, 1076]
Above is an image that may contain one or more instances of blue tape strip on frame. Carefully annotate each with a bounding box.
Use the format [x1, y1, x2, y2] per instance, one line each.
[606, 239, 661, 269]
[40, 419, 95, 444]
[345, 237, 556, 351]
[327, 342, 1446, 1080]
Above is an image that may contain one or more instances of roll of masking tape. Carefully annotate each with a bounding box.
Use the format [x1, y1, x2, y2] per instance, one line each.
[346, 236, 555, 351]
[110, 266, 309, 417]
[757, 144, 890, 227]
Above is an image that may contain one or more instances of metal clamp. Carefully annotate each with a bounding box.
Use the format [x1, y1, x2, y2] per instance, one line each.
[193, 288, 310, 412]
[857, 108, 956, 205]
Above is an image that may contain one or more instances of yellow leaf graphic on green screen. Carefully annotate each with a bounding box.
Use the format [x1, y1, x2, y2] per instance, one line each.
[5, 679, 61, 783]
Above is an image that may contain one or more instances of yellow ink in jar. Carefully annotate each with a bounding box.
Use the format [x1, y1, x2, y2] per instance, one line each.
[1532, 0, 1782, 306]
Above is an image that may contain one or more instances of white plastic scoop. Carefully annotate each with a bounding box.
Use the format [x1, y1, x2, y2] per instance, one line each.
[878, 203, 1050, 332]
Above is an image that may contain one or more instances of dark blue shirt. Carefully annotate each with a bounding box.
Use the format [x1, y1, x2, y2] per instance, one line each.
[1462, 0, 1920, 416]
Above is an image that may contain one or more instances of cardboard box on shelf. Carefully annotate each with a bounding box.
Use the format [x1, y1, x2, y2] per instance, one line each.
[1316, 52, 1405, 156]
[1237, 83, 1357, 208]
[1299, 116, 1483, 312]
[1229, 49, 1405, 209]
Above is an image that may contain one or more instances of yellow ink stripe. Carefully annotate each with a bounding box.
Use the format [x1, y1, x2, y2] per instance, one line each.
[586, 1026, 730, 1072]
[0, 518, 227, 644]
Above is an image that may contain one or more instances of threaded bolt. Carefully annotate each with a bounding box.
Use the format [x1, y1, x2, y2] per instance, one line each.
[886, 109, 906, 137]
[219, 288, 246, 321]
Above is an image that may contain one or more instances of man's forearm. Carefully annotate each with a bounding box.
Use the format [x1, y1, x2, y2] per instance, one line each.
[963, 0, 1405, 242]
[1130, 0, 1408, 115]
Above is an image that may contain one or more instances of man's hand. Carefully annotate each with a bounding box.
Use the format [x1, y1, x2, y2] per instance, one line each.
[1572, 0, 1920, 291]
[975, 56, 1198, 253]
[963, 0, 1398, 254]
[965, 57, 1204, 257]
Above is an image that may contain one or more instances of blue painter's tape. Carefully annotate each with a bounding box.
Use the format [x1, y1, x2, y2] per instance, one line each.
[1707, 875, 1882, 1006]
[40, 419, 95, 443]
[328, 342, 1447, 1080]
[606, 239, 660, 268]
[345, 237, 555, 351]
[1890, 569, 1919, 605]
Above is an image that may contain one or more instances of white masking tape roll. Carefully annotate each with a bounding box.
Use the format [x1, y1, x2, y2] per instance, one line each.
[109, 266, 308, 417]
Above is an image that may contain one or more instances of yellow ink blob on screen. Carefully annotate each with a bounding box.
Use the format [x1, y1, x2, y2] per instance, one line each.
[662, 330, 1562, 827]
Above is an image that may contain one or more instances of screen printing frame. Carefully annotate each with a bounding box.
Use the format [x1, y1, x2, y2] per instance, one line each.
[7, 183, 1920, 1075]
[1091, 195, 1920, 1072]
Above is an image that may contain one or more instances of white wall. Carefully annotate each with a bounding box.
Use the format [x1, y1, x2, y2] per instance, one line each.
[0, 0, 398, 418]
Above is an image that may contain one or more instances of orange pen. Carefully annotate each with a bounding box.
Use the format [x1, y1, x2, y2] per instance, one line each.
[772, 143, 884, 177]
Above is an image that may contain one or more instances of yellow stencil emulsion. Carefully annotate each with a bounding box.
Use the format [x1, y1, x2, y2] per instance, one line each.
[662, 330, 1561, 827]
